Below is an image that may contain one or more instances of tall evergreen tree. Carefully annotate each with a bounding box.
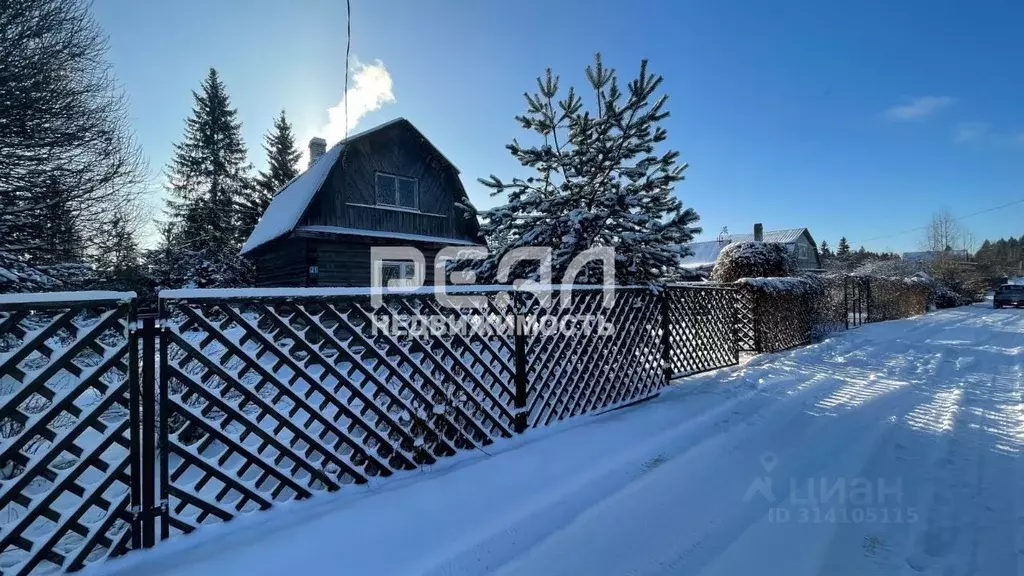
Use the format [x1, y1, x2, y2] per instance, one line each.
[165, 68, 252, 254]
[477, 54, 700, 283]
[92, 210, 140, 290]
[159, 68, 253, 287]
[819, 240, 832, 259]
[240, 110, 301, 237]
[836, 237, 851, 258]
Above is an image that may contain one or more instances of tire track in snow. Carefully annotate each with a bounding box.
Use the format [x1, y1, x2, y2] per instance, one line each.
[482, 340, 930, 576]
[491, 311, 996, 576]
[649, 343, 944, 575]
[900, 309, 1024, 575]
[418, 340, 863, 576]
[808, 347, 964, 575]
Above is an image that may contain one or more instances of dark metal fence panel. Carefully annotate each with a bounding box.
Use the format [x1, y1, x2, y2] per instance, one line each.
[0, 293, 137, 575]
[664, 285, 739, 378]
[735, 289, 757, 352]
[519, 288, 664, 428]
[157, 291, 517, 537]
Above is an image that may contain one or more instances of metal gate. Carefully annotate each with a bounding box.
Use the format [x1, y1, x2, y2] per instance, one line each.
[845, 276, 869, 328]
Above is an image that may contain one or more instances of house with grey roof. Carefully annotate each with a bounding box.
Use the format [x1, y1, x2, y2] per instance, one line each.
[680, 225, 822, 274]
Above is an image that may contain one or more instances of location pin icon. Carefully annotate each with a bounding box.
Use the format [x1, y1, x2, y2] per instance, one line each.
[760, 452, 778, 472]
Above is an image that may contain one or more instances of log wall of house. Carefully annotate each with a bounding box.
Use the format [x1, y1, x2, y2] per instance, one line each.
[251, 237, 309, 287]
[301, 234, 443, 287]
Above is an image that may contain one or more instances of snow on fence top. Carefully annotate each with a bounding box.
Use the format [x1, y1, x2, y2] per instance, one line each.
[159, 284, 637, 300]
[0, 290, 136, 306]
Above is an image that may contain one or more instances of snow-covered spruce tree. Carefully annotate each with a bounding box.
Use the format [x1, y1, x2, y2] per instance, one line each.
[160, 68, 253, 287]
[476, 55, 700, 284]
[711, 241, 796, 283]
[240, 109, 301, 238]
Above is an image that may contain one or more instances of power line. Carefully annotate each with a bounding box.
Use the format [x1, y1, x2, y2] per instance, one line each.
[344, 0, 351, 139]
[850, 197, 1024, 245]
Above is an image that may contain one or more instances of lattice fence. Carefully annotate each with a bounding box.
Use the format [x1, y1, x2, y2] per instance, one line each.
[519, 288, 664, 428]
[158, 291, 517, 537]
[0, 277, 938, 573]
[663, 285, 739, 378]
[0, 294, 137, 575]
[735, 288, 757, 352]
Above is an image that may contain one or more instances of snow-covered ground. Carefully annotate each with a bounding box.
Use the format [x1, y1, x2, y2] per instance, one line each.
[91, 304, 1024, 576]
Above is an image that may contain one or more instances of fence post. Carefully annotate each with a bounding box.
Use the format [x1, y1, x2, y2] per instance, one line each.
[844, 276, 849, 330]
[512, 291, 528, 434]
[660, 288, 672, 383]
[140, 315, 157, 548]
[866, 278, 872, 322]
[158, 304, 171, 540]
[127, 304, 142, 551]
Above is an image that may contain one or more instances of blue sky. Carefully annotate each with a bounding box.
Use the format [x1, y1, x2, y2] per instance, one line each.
[93, 0, 1024, 252]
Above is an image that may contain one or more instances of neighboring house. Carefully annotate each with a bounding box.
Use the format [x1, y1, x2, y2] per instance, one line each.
[902, 249, 970, 264]
[241, 118, 485, 287]
[680, 226, 822, 273]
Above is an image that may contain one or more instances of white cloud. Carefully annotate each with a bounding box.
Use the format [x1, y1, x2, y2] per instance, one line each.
[884, 96, 956, 121]
[300, 58, 396, 166]
[953, 122, 989, 143]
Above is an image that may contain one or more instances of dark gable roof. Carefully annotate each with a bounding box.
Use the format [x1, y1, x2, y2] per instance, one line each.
[241, 118, 462, 255]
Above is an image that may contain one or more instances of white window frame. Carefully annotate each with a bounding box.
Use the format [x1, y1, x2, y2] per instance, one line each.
[379, 259, 421, 288]
[375, 173, 418, 210]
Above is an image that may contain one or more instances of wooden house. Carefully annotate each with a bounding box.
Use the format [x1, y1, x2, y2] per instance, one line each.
[680, 225, 823, 274]
[240, 118, 485, 287]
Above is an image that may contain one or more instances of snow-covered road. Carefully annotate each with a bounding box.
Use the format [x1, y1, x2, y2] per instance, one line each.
[93, 304, 1024, 576]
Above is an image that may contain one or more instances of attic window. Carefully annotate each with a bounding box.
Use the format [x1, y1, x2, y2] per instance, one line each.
[375, 173, 418, 210]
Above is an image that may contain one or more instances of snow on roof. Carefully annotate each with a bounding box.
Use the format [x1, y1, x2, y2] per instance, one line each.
[679, 240, 729, 267]
[679, 228, 812, 268]
[723, 228, 808, 244]
[295, 225, 484, 246]
[0, 290, 136, 306]
[241, 117, 463, 256]
[240, 139, 345, 255]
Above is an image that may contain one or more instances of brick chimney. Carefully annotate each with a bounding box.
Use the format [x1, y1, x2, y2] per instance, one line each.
[753, 223, 764, 242]
[308, 137, 327, 169]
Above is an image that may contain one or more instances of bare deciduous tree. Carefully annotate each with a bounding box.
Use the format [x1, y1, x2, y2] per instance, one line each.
[922, 209, 962, 253]
[0, 0, 148, 287]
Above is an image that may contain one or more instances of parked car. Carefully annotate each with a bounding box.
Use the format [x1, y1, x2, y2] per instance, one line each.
[993, 284, 1024, 308]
